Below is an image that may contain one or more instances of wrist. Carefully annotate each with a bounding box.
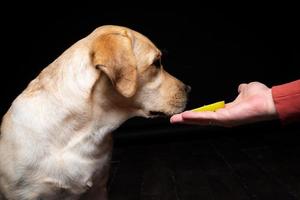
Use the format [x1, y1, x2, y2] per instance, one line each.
[266, 88, 278, 120]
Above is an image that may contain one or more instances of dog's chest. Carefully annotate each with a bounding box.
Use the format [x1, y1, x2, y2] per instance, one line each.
[40, 131, 113, 197]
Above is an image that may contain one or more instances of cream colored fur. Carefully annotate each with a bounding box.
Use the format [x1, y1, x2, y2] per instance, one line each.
[0, 25, 189, 200]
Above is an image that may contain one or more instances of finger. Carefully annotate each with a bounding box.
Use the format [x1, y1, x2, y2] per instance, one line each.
[238, 83, 248, 93]
[170, 113, 212, 125]
[170, 113, 184, 123]
[181, 111, 216, 120]
[182, 110, 236, 127]
[182, 111, 220, 126]
[181, 111, 218, 124]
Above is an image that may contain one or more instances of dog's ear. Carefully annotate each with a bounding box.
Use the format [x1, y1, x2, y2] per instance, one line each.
[92, 30, 137, 98]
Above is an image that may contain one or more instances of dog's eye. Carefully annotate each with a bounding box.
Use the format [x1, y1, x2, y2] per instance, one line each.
[152, 59, 161, 68]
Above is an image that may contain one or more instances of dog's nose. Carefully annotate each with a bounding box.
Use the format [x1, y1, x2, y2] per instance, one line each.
[185, 85, 191, 93]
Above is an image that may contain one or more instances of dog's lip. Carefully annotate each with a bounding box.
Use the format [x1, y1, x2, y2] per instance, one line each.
[149, 111, 168, 117]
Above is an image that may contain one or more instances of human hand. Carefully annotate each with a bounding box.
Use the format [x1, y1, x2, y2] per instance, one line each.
[170, 82, 278, 127]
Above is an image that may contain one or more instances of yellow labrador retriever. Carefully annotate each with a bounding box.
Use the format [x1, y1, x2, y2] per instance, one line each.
[0, 25, 190, 200]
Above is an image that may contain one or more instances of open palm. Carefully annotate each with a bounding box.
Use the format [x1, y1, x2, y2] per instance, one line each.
[170, 82, 277, 127]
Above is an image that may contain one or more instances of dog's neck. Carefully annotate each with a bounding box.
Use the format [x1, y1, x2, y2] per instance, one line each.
[49, 43, 99, 100]
[59, 81, 132, 156]
[59, 66, 134, 156]
[18, 43, 134, 152]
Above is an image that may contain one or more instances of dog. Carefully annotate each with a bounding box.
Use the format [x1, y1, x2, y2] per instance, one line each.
[0, 25, 190, 200]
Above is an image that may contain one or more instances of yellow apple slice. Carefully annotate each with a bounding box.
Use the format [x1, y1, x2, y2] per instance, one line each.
[192, 101, 225, 112]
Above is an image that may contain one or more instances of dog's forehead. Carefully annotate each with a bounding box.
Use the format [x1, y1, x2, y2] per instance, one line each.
[90, 25, 161, 68]
[131, 30, 157, 48]
[130, 30, 161, 68]
[91, 25, 160, 52]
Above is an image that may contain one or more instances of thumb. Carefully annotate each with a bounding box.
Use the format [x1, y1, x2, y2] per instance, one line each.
[238, 83, 248, 93]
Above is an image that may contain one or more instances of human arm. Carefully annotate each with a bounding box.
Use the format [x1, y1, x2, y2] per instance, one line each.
[170, 80, 300, 127]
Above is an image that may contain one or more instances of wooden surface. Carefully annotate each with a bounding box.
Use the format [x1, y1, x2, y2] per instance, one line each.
[108, 125, 300, 200]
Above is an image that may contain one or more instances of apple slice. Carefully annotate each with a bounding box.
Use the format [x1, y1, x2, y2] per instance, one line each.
[192, 101, 225, 112]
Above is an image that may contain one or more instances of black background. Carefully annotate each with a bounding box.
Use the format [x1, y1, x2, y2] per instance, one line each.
[1, 3, 299, 138]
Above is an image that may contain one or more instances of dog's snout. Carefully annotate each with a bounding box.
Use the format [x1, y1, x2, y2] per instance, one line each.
[185, 85, 191, 93]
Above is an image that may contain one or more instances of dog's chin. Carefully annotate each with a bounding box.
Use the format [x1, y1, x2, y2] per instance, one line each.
[149, 111, 168, 118]
[148, 107, 186, 118]
[145, 101, 187, 118]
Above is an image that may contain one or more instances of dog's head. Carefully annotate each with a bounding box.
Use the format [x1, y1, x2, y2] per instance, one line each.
[90, 26, 190, 118]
